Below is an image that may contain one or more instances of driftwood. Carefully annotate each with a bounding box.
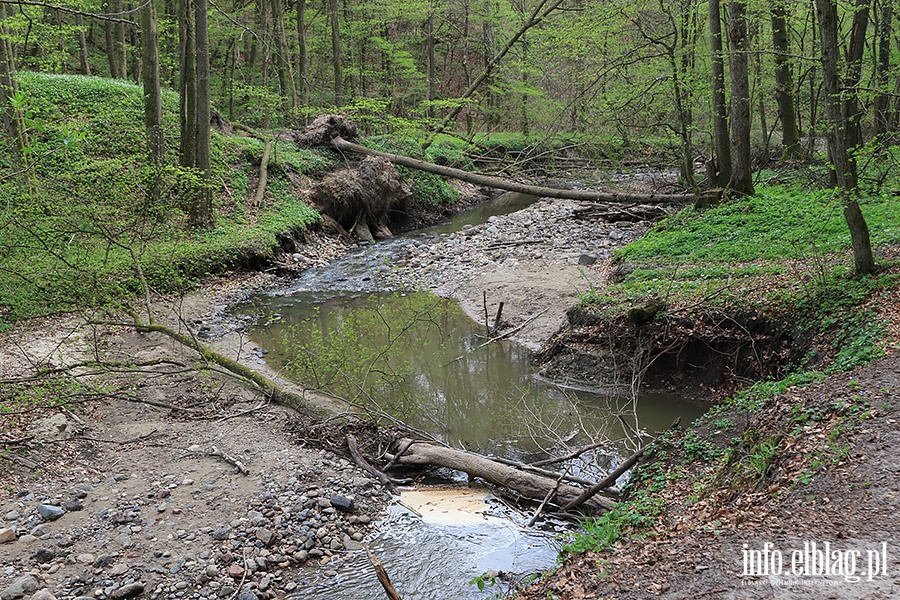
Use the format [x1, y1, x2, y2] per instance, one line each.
[366, 547, 403, 600]
[331, 136, 706, 205]
[385, 439, 615, 512]
[572, 203, 668, 222]
[346, 435, 411, 490]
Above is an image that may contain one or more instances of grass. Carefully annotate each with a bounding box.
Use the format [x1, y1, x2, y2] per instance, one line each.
[0, 73, 335, 327]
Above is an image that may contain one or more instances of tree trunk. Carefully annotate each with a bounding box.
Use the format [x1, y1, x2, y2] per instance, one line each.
[297, 0, 309, 113]
[328, 0, 343, 106]
[141, 0, 164, 207]
[178, 0, 196, 169]
[727, 0, 755, 195]
[191, 0, 213, 229]
[104, 1, 120, 77]
[386, 439, 615, 513]
[75, 14, 91, 74]
[873, 3, 893, 140]
[273, 0, 298, 118]
[771, 2, 801, 159]
[814, 0, 875, 276]
[329, 137, 704, 204]
[425, 12, 435, 120]
[708, 0, 731, 188]
[114, 0, 127, 78]
[842, 0, 870, 153]
[0, 3, 25, 170]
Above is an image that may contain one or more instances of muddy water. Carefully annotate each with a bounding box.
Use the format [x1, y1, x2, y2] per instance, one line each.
[235, 192, 707, 599]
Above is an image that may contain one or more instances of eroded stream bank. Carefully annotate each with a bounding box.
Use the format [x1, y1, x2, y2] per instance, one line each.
[1, 182, 713, 600]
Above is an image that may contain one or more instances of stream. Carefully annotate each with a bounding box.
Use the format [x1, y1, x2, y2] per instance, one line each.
[231, 192, 708, 599]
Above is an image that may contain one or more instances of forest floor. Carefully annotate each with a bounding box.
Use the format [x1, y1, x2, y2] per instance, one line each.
[2, 172, 900, 600]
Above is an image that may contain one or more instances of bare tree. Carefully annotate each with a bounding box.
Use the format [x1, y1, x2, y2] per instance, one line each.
[727, 0, 755, 195]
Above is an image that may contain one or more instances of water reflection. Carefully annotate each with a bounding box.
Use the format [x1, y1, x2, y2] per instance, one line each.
[237, 290, 706, 466]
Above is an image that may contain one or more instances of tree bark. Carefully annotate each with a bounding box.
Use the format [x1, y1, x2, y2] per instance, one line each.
[113, 0, 127, 77]
[814, 0, 875, 276]
[141, 0, 164, 207]
[273, 0, 298, 117]
[75, 14, 91, 75]
[328, 0, 343, 106]
[708, 0, 732, 187]
[386, 439, 615, 512]
[191, 0, 213, 228]
[842, 0, 870, 153]
[771, 2, 801, 159]
[0, 2, 25, 170]
[104, 0, 121, 77]
[330, 137, 702, 204]
[296, 0, 309, 113]
[873, 3, 893, 140]
[178, 0, 196, 169]
[727, 0, 755, 195]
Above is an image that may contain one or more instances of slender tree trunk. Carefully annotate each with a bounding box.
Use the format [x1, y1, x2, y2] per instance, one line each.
[0, 3, 25, 170]
[873, 3, 893, 139]
[425, 12, 435, 120]
[178, 0, 196, 169]
[771, 2, 802, 159]
[328, 0, 343, 106]
[104, 1, 120, 77]
[727, 0, 755, 195]
[75, 14, 91, 74]
[708, 0, 731, 188]
[297, 0, 309, 113]
[842, 0, 870, 152]
[814, 0, 874, 276]
[114, 0, 127, 78]
[273, 0, 298, 117]
[192, 0, 213, 229]
[141, 0, 164, 208]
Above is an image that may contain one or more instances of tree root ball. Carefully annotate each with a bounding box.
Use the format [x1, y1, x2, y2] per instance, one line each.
[311, 156, 412, 240]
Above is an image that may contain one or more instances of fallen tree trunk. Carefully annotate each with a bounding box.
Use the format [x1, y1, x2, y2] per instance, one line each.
[386, 439, 615, 512]
[331, 136, 706, 205]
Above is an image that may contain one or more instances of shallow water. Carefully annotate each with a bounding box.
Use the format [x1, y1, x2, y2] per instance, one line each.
[234, 190, 707, 599]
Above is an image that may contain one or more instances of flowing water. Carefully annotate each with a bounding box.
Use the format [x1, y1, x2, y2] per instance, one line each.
[231, 192, 708, 599]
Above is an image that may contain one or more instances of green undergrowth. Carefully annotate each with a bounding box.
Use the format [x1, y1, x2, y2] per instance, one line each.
[578, 178, 900, 373]
[0, 72, 329, 328]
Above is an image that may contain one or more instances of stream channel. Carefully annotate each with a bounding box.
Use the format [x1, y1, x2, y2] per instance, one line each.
[232, 192, 708, 599]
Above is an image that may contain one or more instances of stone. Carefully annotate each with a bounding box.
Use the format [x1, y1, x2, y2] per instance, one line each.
[0, 528, 16, 544]
[329, 495, 354, 513]
[29, 590, 57, 600]
[0, 574, 41, 600]
[34, 548, 55, 563]
[4, 510, 21, 521]
[210, 527, 230, 541]
[61, 499, 84, 512]
[236, 592, 257, 600]
[76, 553, 96, 565]
[109, 582, 144, 599]
[36, 506, 64, 522]
[227, 564, 244, 579]
[254, 528, 276, 547]
[109, 563, 129, 577]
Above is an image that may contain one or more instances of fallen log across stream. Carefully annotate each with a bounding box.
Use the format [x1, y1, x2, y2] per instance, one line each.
[385, 438, 617, 513]
[330, 136, 717, 205]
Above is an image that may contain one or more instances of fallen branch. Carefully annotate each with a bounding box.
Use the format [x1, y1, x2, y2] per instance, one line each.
[444, 309, 548, 366]
[530, 441, 607, 468]
[528, 466, 569, 527]
[252, 140, 272, 207]
[561, 418, 680, 512]
[203, 445, 249, 475]
[366, 546, 403, 600]
[386, 439, 615, 512]
[332, 136, 704, 204]
[347, 435, 410, 490]
[491, 456, 595, 487]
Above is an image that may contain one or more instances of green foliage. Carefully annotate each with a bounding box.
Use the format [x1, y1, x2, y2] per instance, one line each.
[0, 73, 323, 327]
[412, 172, 459, 207]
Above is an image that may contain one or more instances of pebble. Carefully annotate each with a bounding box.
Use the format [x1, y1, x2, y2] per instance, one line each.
[0, 527, 16, 544]
[36, 505, 64, 521]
